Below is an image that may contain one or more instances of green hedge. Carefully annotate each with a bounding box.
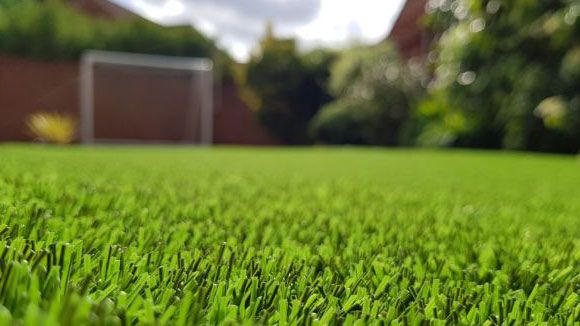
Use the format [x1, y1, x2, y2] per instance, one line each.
[0, 0, 230, 75]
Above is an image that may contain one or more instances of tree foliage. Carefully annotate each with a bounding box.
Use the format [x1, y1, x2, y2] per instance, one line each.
[310, 43, 425, 145]
[420, 0, 580, 152]
[237, 26, 336, 144]
[0, 0, 231, 77]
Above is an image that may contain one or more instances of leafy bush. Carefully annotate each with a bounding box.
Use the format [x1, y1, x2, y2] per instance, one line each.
[422, 0, 580, 153]
[27, 112, 76, 144]
[411, 93, 469, 147]
[309, 100, 372, 144]
[0, 0, 232, 77]
[237, 26, 336, 144]
[310, 43, 425, 146]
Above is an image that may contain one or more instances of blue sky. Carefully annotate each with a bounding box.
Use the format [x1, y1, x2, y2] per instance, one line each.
[110, 0, 407, 62]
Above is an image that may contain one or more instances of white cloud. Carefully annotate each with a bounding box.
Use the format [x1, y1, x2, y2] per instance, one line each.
[109, 0, 407, 62]
[292, 0, 405, 49]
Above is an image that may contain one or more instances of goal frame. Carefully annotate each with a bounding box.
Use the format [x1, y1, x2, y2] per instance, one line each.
[79, 50, 214, 145]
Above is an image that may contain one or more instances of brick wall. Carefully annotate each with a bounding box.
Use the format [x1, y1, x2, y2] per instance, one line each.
[0, 55, 279, 145]
[389, 0, 430, 59]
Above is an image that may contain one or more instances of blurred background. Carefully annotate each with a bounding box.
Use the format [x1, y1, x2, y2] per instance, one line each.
[0, 0, 578, 153]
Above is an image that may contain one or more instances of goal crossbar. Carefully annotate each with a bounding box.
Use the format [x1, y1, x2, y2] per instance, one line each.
[79, 50, 214, 145]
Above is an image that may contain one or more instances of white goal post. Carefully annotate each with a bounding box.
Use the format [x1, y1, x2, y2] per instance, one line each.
[79, 50, 214, 145]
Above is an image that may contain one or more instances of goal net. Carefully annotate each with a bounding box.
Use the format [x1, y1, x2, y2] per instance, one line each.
[79, 50, 213, 145]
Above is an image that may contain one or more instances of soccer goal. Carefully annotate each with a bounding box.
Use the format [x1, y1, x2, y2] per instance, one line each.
[79, 50, 214, 145]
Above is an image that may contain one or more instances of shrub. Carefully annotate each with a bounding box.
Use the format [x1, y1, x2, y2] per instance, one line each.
[27, 112, 76, 144]
[310, 43, 425, 146]
[236, 25, 336, 144]
[411, 93, 468, 147]
[423, 0, 580, 153]
[309, 100, 372, 145]
[0, 0, 232, 78]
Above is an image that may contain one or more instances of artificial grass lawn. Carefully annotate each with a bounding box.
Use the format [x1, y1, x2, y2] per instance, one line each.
[0, 145, 578, 324]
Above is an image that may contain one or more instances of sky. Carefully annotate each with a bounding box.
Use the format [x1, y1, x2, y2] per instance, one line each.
[110, 0, 407, 62]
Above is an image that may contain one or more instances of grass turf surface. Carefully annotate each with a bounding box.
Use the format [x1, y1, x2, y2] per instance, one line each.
[0, 145, 578, 325]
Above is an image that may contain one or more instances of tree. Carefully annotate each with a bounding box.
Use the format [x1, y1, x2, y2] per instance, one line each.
[310, 43, 425, 145]
[237, 24, 336, 144]
[420, 0, 580, 152]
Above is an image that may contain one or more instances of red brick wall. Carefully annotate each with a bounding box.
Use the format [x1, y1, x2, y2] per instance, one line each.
[389, 0, 430, 59]
[0, 56, 79, 141]
[214, 83, 280, 145]
[0, 55, 279, 145]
